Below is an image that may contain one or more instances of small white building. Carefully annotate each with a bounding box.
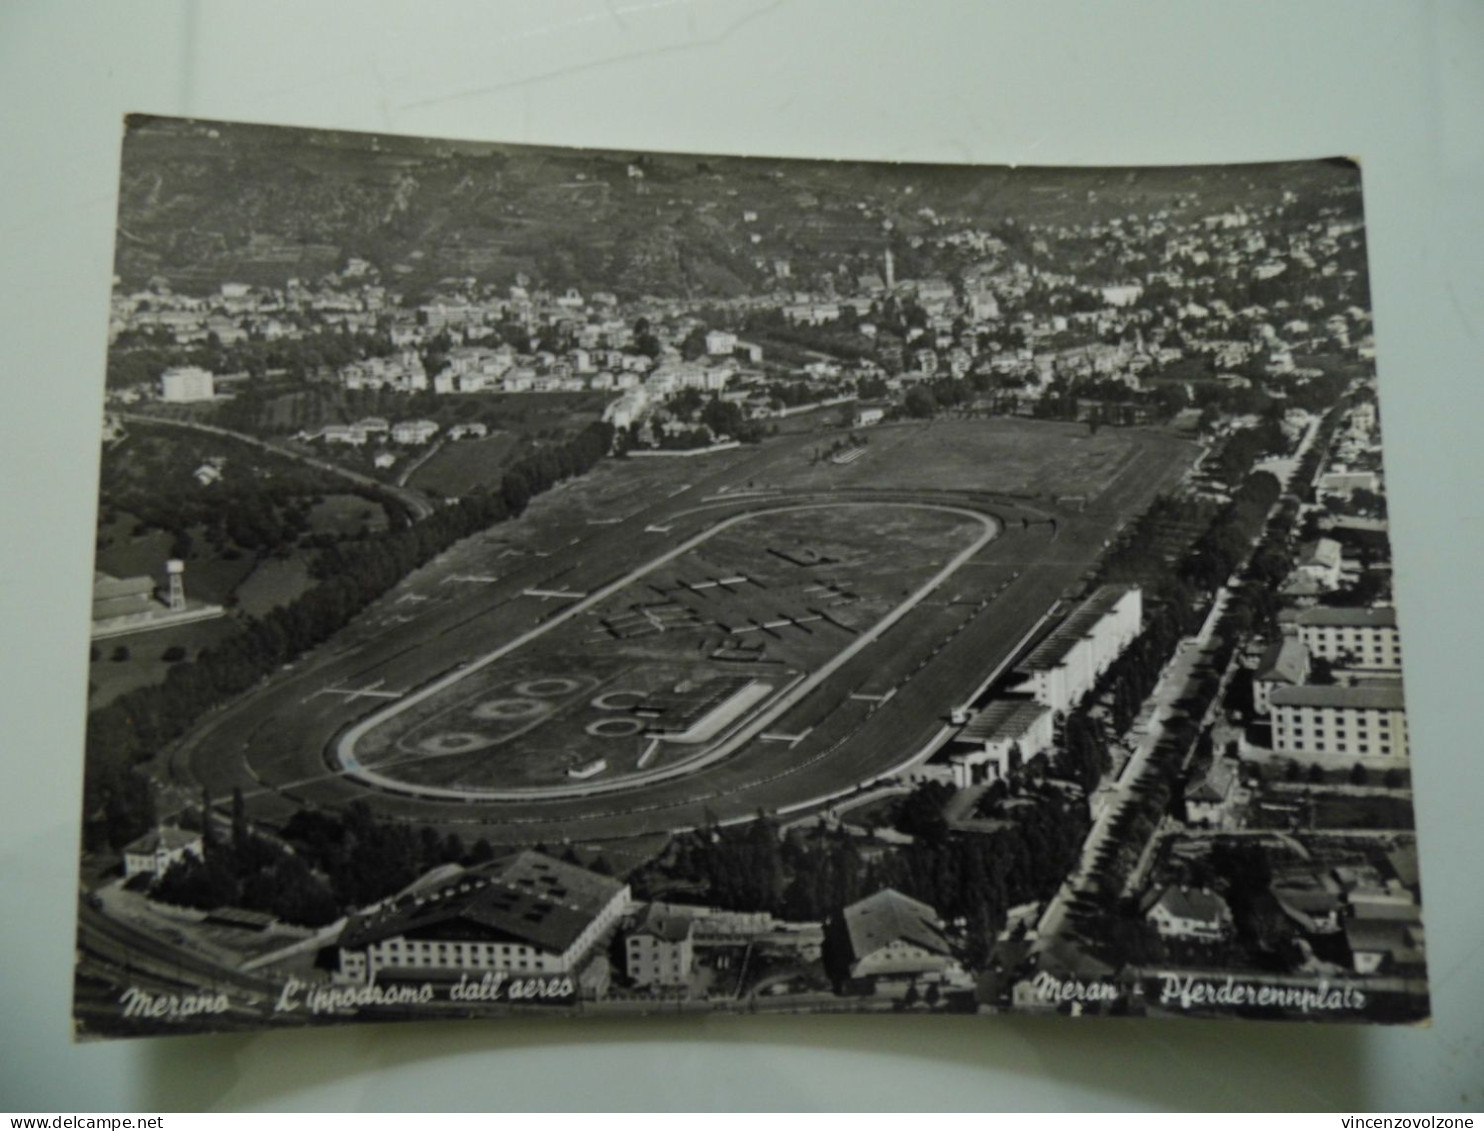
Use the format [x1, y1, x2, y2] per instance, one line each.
[705, 329, 739, 356]
[160, 366, 215, 403]
[1146, 886, 1233, 942]
[391, 419, 440, 445]
[122, 826, 204, 879]
[1013, 585, 1143, 714]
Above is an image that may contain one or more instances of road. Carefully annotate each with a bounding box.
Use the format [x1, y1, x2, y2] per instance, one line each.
[117, 411, 436, 520]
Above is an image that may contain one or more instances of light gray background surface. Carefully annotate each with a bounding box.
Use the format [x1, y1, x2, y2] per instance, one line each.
[1, 0, 1481, 1112]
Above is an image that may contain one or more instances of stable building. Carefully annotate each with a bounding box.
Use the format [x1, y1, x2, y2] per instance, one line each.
[337, 851, 630, 985]
[1270, 682, 1408, 769]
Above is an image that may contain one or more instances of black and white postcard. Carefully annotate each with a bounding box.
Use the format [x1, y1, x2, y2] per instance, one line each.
[77, 116, 1428, 1038]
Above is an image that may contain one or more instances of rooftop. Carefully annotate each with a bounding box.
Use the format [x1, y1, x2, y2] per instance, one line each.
[842, 888, 950, 962]
[1255, 637, 1310, 685]
[956, 699, 1053, 745]
[1270, 683, 1406, 711]
[124, 826, 202, 855]
[1292, 605, 1397, 629]
[1020, 585, 1140, 673]
[1150, 886, 1232, 925]
[341, 850, 626, 956]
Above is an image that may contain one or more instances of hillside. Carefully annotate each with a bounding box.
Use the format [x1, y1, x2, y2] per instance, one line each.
[114, 115, 1361, 299]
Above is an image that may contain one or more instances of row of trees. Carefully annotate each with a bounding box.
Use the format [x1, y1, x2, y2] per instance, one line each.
[153, 794, 507, 927]
[83, 421, 615, 854]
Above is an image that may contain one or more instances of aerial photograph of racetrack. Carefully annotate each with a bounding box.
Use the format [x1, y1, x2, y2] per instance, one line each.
[176, 417, 1192, 839]
[77, 117, 1428, 1037]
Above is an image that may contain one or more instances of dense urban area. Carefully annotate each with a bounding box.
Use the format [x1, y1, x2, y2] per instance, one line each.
[76, 119, 1424, 1037]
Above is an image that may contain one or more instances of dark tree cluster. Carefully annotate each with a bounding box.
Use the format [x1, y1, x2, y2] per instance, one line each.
[644, 788, 1088, 973]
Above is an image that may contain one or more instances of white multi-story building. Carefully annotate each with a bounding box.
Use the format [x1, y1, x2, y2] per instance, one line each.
[704, 329, 738, 356]
[159, 366, 215, 402]
[338, 851, 630, 986]
[1013, 585, 1143, 714]
[1289, 606, 1402, 671]
[624, 905, 695, 988]
[1270, 682, 1408, 769]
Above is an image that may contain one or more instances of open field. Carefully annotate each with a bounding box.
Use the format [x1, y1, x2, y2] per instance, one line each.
[88, 616, 241, 710]
[767, 418, 1150, 499]
[341, 503, 988, 794]
[307, 493, 389, 537]
[234, 556, 313, 616]
[166, 417, 1200, 842]
[406, 432, 518, 497]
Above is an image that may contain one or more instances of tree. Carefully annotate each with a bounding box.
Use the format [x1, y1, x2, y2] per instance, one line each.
[162, 645, 187, 663]
[1349, 762, 1369, 787]
[231, 786, 248, 850]
[904, 386, 936, 419]
[111, 645, 130, 662]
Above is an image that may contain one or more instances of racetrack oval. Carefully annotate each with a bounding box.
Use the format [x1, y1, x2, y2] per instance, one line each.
[330, 499, 998, 802]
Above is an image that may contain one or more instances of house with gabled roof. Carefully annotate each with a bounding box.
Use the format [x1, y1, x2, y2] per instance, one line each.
[835, 888, 959, 983]
[1146, 886, 1233, 942]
